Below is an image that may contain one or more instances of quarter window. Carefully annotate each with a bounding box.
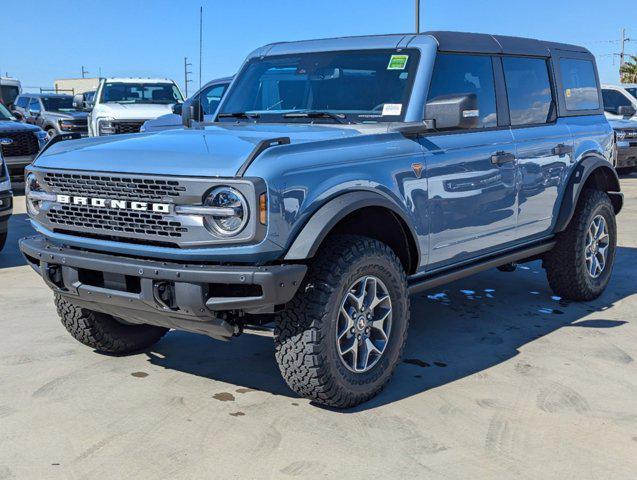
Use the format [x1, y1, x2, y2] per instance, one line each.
[427, 54, 498, 130]
[28, 98, 41, 113]
[502, 57, 553, 126]
[559, 59, 600, 111]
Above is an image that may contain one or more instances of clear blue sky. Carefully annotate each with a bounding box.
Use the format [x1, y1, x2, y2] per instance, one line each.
[2, 0, 634, 93]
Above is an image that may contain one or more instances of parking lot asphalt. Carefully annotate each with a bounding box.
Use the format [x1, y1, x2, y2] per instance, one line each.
[1, 176, 636, 480]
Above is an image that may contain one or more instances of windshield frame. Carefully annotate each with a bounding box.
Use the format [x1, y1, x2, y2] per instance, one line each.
[99, 82, 184, 105]
[216, 48, 421, 124]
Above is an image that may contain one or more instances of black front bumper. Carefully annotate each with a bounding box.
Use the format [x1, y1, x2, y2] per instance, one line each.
[0, 191, 12, 233]
[617, 143, 637, 169]
[19, 235, 306, 340]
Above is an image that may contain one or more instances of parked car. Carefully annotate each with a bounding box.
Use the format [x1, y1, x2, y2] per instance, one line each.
[610, 118, 637, 174]
[20, 32, 622, 408]
[0, 77, 21, 110]
[89, 78, 184, 136]
[602, 84, 637, 120]
[141, 77, 232, 132]
[13, 93, 88, 139]
[0, 149, 12, 251]
[623, 84, 637, 100]
[0, 102, 47, 189]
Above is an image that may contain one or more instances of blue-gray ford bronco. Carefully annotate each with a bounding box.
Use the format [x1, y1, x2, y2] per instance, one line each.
[20, 32, 623, 408]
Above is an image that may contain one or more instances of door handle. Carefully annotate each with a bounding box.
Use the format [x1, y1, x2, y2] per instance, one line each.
[552, 144, 573, 156]
[490, 151, 516, 165]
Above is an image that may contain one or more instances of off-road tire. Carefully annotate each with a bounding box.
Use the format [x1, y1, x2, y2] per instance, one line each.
[544, 189, 617, 301]
[274, 235, 410, 408]
[0, 231, 7, 252]
[55, 294, 168, 354]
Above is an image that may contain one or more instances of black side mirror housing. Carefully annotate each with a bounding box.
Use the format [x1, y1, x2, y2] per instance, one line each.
[172, 103, 183, 115]
[72, 94, 84, 110]
[425, 94, 479, 130]
[618, 105, 636, 117]
[181, 100, 203, 127]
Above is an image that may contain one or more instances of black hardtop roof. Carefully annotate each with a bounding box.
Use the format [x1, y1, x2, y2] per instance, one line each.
[425, 31, 591, 57]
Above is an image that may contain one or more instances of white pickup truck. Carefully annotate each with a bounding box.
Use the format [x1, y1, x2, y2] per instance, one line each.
[88, 78, 184, 136]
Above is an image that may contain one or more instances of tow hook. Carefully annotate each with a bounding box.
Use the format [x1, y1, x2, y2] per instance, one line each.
[153, 281, 177, 310]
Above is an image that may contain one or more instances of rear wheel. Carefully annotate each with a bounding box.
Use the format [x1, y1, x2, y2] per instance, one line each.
[544, 189, 616, 301]
[0, 231, 7, 251]
[55, 295, 168, 354]
[274, 235, 409, 408]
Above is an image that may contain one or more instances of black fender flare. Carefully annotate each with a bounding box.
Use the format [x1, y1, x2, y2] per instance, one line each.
[554, 155, 622, 233]
[284, 191, 421, 265]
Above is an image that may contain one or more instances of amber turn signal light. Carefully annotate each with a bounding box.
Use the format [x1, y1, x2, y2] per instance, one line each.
[259, 193, 267, 225]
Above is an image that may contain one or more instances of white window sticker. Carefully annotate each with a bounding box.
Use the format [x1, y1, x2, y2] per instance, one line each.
[463, 109, 480, 118]
[382, 104, 403, 116]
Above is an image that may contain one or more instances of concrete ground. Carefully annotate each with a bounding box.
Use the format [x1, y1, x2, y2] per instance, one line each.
[1, 176, 636, 480]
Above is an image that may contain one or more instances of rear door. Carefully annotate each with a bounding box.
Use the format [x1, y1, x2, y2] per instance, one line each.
[420, 53, 518, 269]
[502, 56, 573, 239]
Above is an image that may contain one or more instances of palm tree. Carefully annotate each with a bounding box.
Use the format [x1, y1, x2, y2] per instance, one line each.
[620, 55, 637, 84]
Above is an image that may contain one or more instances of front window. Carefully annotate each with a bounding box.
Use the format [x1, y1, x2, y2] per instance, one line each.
[218, 49, 420, 123]
[100, 82, 183, 104]
[41, 96, 76, 112]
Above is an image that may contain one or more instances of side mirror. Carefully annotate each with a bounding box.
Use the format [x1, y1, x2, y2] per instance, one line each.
[72, 94, 84, 110]
[172, 103, 183, 115]
[28, 109, 40, 117]
[618, 105, 636, 117]
[182, 101, 203, 127]
[425, 94, 479, 130]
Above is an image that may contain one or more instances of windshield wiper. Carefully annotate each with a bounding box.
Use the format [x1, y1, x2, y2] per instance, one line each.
[217, 112, 261, 120]
[283, 111, 349, 124]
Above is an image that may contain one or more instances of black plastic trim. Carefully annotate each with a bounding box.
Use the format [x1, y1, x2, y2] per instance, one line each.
[235, 137, 291, 177]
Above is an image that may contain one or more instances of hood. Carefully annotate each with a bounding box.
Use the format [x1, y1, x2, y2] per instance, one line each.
[609, 118, 637, 130]
[34, 123, 370, 177]
[45, 111, 88, 121]
[95, 103, 174, 120]
[0, 120, 41, 133]
[142, 113, 181, 131]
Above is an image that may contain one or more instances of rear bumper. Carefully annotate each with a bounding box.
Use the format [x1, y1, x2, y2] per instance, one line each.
[19, 235, 306, 340]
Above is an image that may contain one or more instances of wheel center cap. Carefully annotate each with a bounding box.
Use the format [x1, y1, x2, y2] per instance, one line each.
[357, 318, 366, 330]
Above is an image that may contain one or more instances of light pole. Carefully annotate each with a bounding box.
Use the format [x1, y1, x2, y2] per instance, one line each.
[415, 0, 420, 34]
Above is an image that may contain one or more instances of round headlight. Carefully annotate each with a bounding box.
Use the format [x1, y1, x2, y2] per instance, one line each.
[203, 187, 249, 236]
[25, 173, 42, 216]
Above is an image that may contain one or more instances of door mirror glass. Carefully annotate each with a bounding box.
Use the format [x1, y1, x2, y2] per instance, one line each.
[425, 94, 480, 130]
[72, 94, 84, 110]
[172, 103, 183, 115]
[618, 105, 636, 117]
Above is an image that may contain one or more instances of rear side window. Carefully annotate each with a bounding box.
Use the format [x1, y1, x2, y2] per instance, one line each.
[502, 57, 553, 126]
[427, 53, 498, 130]
[559, 59, 600, 111]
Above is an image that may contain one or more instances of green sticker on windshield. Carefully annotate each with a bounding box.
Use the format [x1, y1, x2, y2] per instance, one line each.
[388, 55, 409, 70]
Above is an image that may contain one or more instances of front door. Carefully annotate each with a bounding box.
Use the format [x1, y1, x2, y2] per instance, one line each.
[420, 53, 518, 269]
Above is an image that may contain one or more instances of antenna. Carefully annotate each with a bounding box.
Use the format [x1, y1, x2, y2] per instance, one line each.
[199, 6, 203, 93]
[415, 0, 420, 33]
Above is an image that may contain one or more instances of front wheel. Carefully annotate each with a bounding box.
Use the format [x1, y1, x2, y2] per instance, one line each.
[0, 231, 7, 251]
[544, 189, 617, 301]
[274, 235, 410, 408]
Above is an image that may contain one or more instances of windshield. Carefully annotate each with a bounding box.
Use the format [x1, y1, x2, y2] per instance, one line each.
[0, 102, 15, 120]
[1, 85, 20, 107]
[100, 82, 183, 104]
[218, 49, 420, 123]
[41, 96, 76, 112]
[626, 87, 637, 100]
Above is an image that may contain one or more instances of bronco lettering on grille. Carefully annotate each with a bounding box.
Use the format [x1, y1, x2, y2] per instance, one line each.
[56, 194, 170, 213]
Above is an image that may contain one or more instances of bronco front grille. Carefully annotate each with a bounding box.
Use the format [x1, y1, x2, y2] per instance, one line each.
[0, 131, 39, 157]
[43, 172, 186, 202]
[47, 204, 188, 238]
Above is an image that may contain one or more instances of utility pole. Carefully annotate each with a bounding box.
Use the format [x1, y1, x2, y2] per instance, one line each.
[621, 28, 628, 67]
[184, 57, 193, 97]
[199, 6, 203, 93]
[81, 66, 89, 78]
[415, 0, 420, 33]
